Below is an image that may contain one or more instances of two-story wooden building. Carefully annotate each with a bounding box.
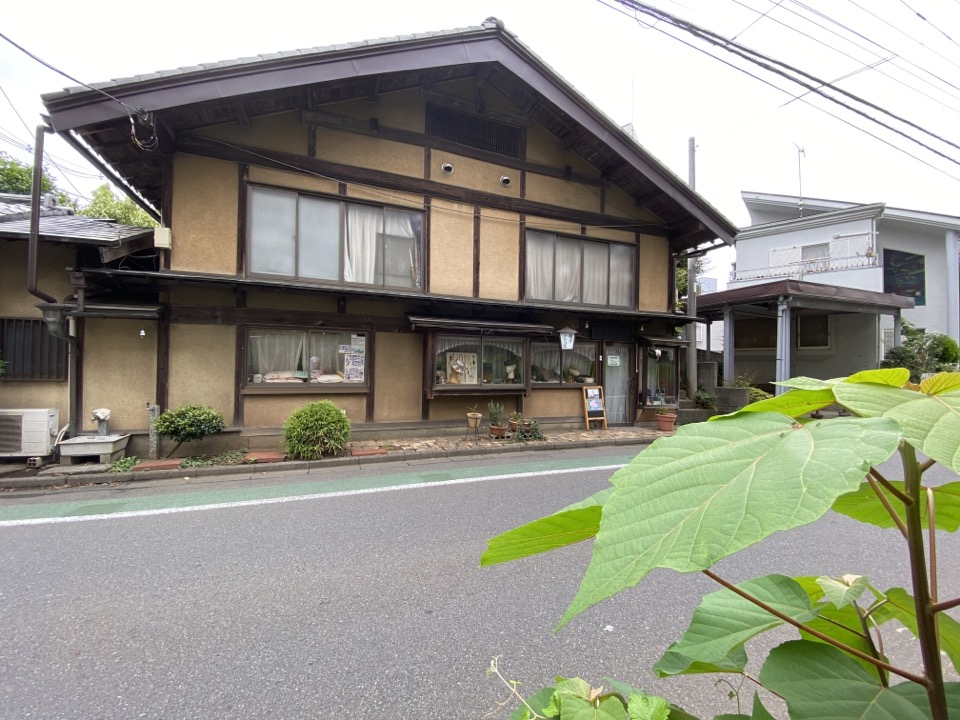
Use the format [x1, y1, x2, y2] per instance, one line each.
[20, 18, 736, 451]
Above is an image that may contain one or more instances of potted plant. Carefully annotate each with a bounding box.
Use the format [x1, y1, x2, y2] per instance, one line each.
[466, 404, 483, 429]
[655, 407, 677, 432]
[487, 400, 507, 438]
[508, 410, 524, 433]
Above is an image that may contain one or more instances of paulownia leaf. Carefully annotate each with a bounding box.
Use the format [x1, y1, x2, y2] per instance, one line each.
[602, 680, 701, 720]
[510, 687, 558, 720]
[885, 682, 960, 719]
[832, 480, 960, 532]
[559, 694, 627, 720]
[653, 574, 817, 677]
[921, 371, 960, 396]
[834, 380, 960, 473]
[653, 646, 748, 677]
[481, 488, 613, 567]
[558, 414, 900, 629]
[773, 376, 839, 390]
[626, 691, 670, 720]
[871, 587, 960, 674]
[759, 640, 931, 719]
[846, 368, 911, 387]
[817, 574, 870, 609]
[711, 389, 835, 421]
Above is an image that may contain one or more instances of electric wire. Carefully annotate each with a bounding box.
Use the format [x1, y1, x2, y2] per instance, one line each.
[731, 0, 784, 40]
[596, 0, 960, 182]
[611, 0, 960, 165]
[895, 0, 960, 50]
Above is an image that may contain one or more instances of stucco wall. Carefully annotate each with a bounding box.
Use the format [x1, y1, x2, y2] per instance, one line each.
[526, 126, 597, 176]
[81, 319, 157, 432]
[171, 155, 238, 275]
[327, 90, 425, 133]
[525, 388, 584, 418]
[429, 198, 475, 297]
[243, 393, 366, 428]
[372, 332, 422, 422]
[167, 324, 236, 423]
[430, 151, 520, 198]
[0, 242, 74, 315]
[198, 111, 307, 156]
[479, 208, 519, 300]
[248, 166, 339, 195]
[638, 235, 670, 312]
[316, 128, 424, 178]
[525, 174, 599, 213]
[0, 382, 68, 423]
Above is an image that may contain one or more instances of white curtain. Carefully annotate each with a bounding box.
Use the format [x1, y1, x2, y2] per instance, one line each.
[582, 242, 608, 304]
[250, 330, 304, 374]
[525, 231, 554, 300]
[609, 244, 635, 307]
[382, 210, 418, 288]
[345, 204, 382, 284]
[555, 237, 581, 302]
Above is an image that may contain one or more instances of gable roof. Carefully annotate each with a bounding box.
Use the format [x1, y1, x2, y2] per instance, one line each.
[41, 18, 736, 253]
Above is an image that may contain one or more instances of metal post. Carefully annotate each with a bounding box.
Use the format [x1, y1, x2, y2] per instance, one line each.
[775, 297, 792, 394]
[685, 137, 698, 399]
[723, 306, 735, 386]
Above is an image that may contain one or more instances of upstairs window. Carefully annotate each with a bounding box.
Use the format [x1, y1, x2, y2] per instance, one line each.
[884, 248, 925, 306]
[248, 186, 423, 290]
[0, 318, 67, 380]
[525, 231, 635, 308]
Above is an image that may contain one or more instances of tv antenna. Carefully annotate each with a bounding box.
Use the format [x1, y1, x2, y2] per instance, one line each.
[793, 142, 805, 217]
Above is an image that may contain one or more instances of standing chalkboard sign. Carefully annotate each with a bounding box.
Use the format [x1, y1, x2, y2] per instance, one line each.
[582, 386, 608, 430]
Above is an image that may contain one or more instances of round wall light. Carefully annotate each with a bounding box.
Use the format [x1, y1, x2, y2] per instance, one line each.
[499, 175, 511, 187]
[441, 162, 454, 175]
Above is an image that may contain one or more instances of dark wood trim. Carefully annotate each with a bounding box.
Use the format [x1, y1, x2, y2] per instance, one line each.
[420, 89, 533, 127]
[240, 385, 370, 395]
[176, 135, 665, 235]
[422, 331, 434, 413]
[156, 296, 170, 411]
[581, 225, 587, 236]
[473, 206, 481, 298]
[339, 181, 347, 196]
[365, 331, 375, 423]
[518, 214, 527, 301]
[422, 196, 431, 293]
[169, 304, 407, 331]
[299, 110, 604, 186]
[237, 164, 249, 276]
[234, 289, 246, 429]
[161, 154, 173, 270]
[519, 169, 526, 199]
[668, 254, 677, 314]
[600, 183, 606, 214]
[72, 317, 84, 433]
[424, 146, 431, 180]
[307, 125, 317, 158]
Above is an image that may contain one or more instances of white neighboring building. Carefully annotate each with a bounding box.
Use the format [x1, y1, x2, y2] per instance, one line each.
[731, 192, 960, 347]
[695, 277, 724, 354]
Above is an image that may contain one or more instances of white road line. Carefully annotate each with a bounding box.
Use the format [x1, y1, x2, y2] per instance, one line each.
[0, 464, 625, 528]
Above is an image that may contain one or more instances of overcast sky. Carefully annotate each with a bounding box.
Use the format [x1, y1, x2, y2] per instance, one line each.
[2, 0, 958, 283]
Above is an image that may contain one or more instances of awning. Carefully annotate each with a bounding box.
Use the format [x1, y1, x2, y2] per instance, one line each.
[407, 316, 555, 335]
[639, 334, 689, 345]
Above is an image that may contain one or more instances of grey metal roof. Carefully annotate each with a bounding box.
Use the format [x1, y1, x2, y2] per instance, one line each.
[0, 196, 153, 247]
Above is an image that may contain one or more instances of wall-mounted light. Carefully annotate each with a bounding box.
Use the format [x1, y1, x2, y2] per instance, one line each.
[441, 162, 454, 175]
[140, 325, 146, 339]
[558, 326, 577, 350]
[499, 175, 511, 187]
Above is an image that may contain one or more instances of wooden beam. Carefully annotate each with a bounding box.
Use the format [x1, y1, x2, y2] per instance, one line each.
[419, 89, 530, 127]
[180, 134, 665, 235]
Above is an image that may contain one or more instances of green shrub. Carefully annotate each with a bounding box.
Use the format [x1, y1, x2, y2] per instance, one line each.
[108, 455, 139, 473]
[694, 387, 716, 409]
[283, 401, 351, 460]
[153, 404, 225, 457]
[749, 386, 773, 403]
[927, 333, 959, 365]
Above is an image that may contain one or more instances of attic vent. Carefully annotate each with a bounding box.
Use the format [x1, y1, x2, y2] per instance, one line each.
[425, 103, 523, 159]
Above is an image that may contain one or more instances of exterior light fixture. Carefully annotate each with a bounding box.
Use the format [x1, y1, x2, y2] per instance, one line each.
[558, 326, 577, 350]
[441, 163, 454, 174]
[499, 175, 511, 187]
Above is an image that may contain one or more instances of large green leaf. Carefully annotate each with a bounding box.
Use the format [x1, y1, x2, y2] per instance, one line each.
[559, 695, 627, 720]
[846, 368, 911, 387]
[834, 379, 960, 473]
[885, 682, 960, 719]
[711, 389, 836, 420]
[832, 481, 960, 532]
[510, 687, 558, 720]
[759, 640, 932, 719]
[627, 692, 670, 720]
[773, 376, 840, 390]
[481, 488, 613, 567]
[602, 680, 701, 720]
[558, 414, 901, 628]
[653, 574, 817, 677]
[871, 587, 960, 674]
[817, 574, 870, 609]
[653, 647, 748, 677]
[921, 372, 960, 395]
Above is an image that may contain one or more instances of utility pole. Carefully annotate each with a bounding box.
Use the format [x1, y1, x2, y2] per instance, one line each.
[686, 137, 698, 401]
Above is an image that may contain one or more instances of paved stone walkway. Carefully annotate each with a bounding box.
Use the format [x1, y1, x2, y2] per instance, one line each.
[0, 425, 667, 490]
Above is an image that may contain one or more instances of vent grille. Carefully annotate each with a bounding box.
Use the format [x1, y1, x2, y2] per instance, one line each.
[426, 104, 523, 159]
[0, 414, 23, 454]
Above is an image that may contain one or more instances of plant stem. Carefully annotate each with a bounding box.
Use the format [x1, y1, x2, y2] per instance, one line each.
[855, 605, 888, 687]
[869, 467, 912, 505]
[701, 570, 926, 685]
[866, 472, 908, 539]
[932, 597, 960, 613]
[901, 443, 948, 719]
[919, 457, 937, 475]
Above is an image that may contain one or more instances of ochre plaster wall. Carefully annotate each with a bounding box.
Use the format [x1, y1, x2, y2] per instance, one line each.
[243, 394, 366, 428]
[198, 111, 307, 156]
[316, 128, 423, 178]
[526, 126, 597, 176]
[525, 389, 584, 418]
[428, 395, 522, 422]
[81, 319, 157, 432]
[584, 227, 636, 243]
[0, 382, 68, 422]
[639, 235, 671, 312]
[167, 324, 236, 423]
[527, 217, 581, 237]
[248, 166, 339, 195]
[430, 151, 520, 198]
[605, 186, 661, 222]
[328, 91, 425, 133]
[479, 208, 519, 301]
[171, 155, 238, 275]
[429, 198, 475, 297]
[0, 242, 74, 315]
[525, 174, 599, 214]
[372, 332, 422, 422]
[346, 185, 423, 209]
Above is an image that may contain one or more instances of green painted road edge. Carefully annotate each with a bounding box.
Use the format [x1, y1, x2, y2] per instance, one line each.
[0, 453, 634, 523]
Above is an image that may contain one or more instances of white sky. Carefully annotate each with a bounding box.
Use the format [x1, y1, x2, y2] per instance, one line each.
[2, 0, 959, 285]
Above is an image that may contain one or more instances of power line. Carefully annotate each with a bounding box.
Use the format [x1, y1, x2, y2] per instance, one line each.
[895, 0, 960, 51]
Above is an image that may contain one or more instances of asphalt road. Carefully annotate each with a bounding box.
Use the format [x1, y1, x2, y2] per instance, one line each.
[1, 447, 957, 719]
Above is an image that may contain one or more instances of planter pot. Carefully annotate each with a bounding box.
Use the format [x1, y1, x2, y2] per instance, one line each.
[656, 413, 677, 432]
[466, 412, 482, 429]
[508, 420, 519, 433]
[489, 424, 508, 439]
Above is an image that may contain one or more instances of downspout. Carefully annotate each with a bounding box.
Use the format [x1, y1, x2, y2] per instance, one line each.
[28, 124, 78, 436]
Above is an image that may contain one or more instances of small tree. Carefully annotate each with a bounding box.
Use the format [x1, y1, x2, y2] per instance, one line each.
[283, 401, 351, 460]
[78, 184, 157, 227]
[152, 404, 225, 457]
[484, 369, 960, 719]
[0, 152, 71, 206]
[881, 322, 959, 382]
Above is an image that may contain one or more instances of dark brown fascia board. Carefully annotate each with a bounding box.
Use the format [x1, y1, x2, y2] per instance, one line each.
[300, 109, 603, 187]
[176, 134, 664, 234]
[696, 279, 916, 316]
[42, 27, 735, 245]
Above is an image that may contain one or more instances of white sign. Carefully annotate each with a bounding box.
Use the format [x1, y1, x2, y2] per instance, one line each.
[351, 334, 366, 352]
[607, 355, 620, 367]
[343, 353, 365, 381]
[337, 344, 351, 354]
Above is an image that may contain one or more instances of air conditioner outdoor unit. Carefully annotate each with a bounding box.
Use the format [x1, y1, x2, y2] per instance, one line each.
[0, 409, 60, 457]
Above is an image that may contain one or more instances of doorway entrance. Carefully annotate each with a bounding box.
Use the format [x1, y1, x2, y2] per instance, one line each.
[603, 343, 633, 424]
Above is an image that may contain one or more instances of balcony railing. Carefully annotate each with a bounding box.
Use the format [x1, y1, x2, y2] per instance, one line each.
[729, 253, 878, 284]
